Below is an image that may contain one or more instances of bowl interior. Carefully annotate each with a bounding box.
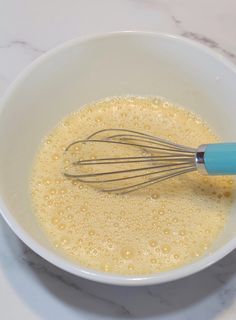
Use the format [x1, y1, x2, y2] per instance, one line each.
[0, 33, 236, 283]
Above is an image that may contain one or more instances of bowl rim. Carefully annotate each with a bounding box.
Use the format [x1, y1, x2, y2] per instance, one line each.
[0, 31, 236, 286]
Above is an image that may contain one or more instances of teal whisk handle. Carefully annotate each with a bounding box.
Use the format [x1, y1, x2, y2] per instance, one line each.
[196, 143, 236, 175]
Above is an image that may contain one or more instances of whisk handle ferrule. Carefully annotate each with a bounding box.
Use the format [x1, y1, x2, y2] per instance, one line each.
[197, 143, 236, 175]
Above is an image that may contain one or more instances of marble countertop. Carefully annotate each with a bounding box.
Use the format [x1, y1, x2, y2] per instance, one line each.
[1, 1, 236, 319]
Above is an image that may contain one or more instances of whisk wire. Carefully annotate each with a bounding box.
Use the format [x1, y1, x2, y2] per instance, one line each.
[87, 128, 196, 152]
[64, 129, 197, 193]
[73, 155, 194, 166]
[101, 166, 196, 194]
[65, 162, 195, 181]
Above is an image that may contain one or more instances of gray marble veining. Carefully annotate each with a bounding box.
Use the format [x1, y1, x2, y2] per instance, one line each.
[0, 0, 236, 319]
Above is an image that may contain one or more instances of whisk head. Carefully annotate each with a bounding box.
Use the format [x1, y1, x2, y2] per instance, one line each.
[64, 129, 197, 193]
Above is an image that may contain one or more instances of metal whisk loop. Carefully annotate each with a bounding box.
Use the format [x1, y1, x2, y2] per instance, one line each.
[64, 129, 197, 193]
[87, 129, 195, 152]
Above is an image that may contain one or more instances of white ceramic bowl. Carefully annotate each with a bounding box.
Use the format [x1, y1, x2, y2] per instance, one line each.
[0, 32, 236, 286]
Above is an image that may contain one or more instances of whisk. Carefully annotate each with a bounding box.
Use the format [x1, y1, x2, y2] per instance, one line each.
[64, 129, 236, 194]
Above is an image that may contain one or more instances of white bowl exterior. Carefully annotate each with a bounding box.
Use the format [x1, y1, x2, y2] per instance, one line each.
[0, 32, 236, 286]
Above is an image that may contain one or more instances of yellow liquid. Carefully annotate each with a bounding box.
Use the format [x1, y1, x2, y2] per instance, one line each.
[30, 97, 233, 275]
